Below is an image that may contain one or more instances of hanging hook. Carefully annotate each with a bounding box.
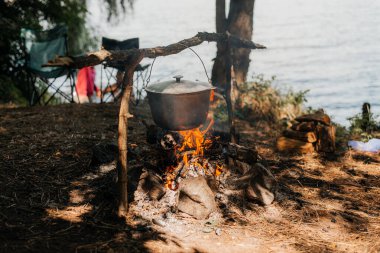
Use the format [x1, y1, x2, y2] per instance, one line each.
[145, 56, 156, 88]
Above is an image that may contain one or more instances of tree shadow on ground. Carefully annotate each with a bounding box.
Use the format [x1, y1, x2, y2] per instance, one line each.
[269, 151, 376, 235]
[351, 153, 380, 164]
[0, 104, 204, 253]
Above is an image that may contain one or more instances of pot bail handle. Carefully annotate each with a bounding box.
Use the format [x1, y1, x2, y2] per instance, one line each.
[144, 44, 211, 88]
[178, 42, 211, 84]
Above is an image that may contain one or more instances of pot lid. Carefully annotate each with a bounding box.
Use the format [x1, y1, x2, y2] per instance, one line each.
[145, 75, 214, 94]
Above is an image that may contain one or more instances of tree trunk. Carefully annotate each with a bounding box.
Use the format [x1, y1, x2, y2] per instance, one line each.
[211, 0, 227, 88]
[212, 0, 255, 87]
[228, 0, 254, 85]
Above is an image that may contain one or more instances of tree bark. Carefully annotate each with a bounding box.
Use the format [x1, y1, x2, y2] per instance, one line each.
[211, 0, 228, 89]
[212, 0, 255, 88]
[228, 0, 255, 85]
[216, 0, 226, 33]
[117, 52, 144, 217]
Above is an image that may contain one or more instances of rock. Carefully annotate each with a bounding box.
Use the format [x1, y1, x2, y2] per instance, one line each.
[215, 228, 222, 236]
[177, 177, 217, 220]
[245, 163, 277, 205]
[282, 129, 317, 143]
[276, 136, 315, 153]
[141, 172, 166, 201]
[291, 121, 316, 132]
[295, 111, 331, 126]
[205, 175, 219, 192]
[215, 193, 223, 200]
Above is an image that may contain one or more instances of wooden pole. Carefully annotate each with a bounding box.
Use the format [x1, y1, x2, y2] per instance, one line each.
[224, 39, 237, 143]
[117, 52, 144, 217]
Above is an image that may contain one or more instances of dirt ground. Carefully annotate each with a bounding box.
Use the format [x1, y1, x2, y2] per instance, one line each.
[0, 102, 379, 253]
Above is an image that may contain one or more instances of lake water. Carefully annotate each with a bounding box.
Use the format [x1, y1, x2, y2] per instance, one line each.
[88, 0, 380, 125]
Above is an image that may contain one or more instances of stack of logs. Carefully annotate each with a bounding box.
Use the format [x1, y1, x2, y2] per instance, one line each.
[277, 110, 336, 153]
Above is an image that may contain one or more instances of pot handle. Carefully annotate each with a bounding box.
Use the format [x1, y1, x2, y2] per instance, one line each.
[173, 75, 183, 83]
[145, 43, 211, 87]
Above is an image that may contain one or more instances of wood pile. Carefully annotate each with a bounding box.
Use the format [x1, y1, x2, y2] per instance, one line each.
[277, 111, 336, 153]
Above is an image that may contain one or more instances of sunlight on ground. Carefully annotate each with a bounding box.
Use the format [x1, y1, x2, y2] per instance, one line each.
[46, 204, 93, 223]
[45, 161, 115, 223]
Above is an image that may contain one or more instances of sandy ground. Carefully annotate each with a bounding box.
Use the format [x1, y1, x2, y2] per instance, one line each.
[0, 102, 379, 253]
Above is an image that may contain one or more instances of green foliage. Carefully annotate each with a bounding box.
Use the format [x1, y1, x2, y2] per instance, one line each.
[235, 74, 308, 122]
[0, 0, 91, 104]
[348, 111, 379, 141]
[0, 0, 133, 105]
[213, 103, 229, 122]
[213, 75, 309, 126]
[333, 122, 350, 148]
[0, 76, 28, 105]
[104, 0, 134, 21]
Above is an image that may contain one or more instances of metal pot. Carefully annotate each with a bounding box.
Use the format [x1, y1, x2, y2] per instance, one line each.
[145, 75, 215, 131]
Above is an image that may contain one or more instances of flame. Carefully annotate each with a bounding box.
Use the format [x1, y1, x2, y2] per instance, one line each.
[183, 153, 189, 165]
[177, 118, 214, 162]
[210, 90, 215, 102]
[215, 164, 223, 177]
[164, 118, 221, 189]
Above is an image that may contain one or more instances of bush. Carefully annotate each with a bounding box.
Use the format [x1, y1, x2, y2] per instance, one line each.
[348, 104, 379, 141]
[0, 76, 28, 106]
[235, 75, 308, 122]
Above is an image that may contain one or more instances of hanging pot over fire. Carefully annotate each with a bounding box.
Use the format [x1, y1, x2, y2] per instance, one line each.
[145, 75, 215, 131]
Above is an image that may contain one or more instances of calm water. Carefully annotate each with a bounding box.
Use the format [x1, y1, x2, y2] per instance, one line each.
[88, 0, 380, 125]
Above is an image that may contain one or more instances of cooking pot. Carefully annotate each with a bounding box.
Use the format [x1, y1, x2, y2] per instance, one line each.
[145, 75, 215, 131]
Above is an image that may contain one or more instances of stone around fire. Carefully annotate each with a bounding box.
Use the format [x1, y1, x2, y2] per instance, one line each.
[177, 177, 217, 220]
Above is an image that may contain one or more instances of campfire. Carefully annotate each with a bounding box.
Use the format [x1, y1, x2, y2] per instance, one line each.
[134, 117, 276, 221]
[132, 67, 276, 221]
[161, 119, 224, 191]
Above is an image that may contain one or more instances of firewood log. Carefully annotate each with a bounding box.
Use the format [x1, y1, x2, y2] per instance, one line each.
[291, 121, 316, 132]
[295, 111, 331, 126]
[315, 125, 336, 153]
[222, 143, 258, 165]
[282, 129, 317, 143]
[245, 163, 276, 205]
[276, 136, 314, 153]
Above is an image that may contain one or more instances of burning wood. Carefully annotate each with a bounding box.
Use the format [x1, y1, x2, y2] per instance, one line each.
[127, 119, 275, 221]
[162, 120, 222, 190]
